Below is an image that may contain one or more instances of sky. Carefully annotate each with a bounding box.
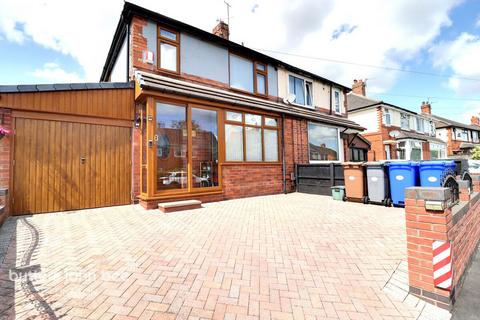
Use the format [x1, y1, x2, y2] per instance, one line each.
[0, 0, 479, 123]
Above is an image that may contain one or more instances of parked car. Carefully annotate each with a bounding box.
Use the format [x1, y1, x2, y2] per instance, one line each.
[468, 160, 480, 174]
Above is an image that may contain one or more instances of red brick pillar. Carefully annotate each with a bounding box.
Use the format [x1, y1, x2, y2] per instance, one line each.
[404, 187, 453, 309]
[471, 174, 480, 193]
[0, 108, 12, 224]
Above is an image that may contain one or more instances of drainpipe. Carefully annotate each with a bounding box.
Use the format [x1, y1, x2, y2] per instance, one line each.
[281, 113, 287, 194]
[329, 84, 333, 115]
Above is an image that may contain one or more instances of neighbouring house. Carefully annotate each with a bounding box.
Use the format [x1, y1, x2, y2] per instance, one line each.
[347, 80, 446, 161]
[419, 102, 480, 157]
[0, 2, 364, 218]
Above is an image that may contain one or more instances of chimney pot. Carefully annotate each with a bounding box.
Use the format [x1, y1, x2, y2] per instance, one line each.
[471, 116, 480, 126]
[213, 20, 229, 40]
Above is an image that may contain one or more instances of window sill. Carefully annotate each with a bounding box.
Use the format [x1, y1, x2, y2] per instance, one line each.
[222, 161, 282, 166]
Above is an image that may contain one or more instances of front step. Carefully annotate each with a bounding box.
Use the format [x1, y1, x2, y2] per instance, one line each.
[158, 200, 202, 213]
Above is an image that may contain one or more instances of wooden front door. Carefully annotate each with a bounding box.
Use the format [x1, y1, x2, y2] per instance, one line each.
[12, 117, 131, 214]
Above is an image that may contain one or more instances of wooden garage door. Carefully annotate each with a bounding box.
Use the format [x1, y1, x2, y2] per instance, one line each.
[12, 117, 131, 214]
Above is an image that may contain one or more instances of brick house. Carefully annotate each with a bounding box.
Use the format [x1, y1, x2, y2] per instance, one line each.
[347, 80, 446, 161]
[0, 2, 364, 218]
[419, 102, 480, 157]
[100, 2, 364, 209]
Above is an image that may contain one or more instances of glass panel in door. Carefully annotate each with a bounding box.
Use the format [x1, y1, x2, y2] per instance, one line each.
[191, 108, 219, 188]
[156, 102, 188, 191]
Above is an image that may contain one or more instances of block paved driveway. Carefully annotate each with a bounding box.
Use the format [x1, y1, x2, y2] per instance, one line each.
[0, 193, 421, 320]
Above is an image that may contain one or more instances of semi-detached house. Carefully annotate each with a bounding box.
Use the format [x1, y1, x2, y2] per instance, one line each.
[347, 80, 446, 161]
[0, 2, 364, 218]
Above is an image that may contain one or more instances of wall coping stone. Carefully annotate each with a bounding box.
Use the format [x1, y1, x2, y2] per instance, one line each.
[405, 187, 451, 202]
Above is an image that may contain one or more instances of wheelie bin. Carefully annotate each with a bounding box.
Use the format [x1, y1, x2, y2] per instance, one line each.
[330, 186, 345, 201]
[342, 162, 368, 203]
[419, 160, 456, 187]
[387, 161, 419, 206]
[364, 162, 391, 206]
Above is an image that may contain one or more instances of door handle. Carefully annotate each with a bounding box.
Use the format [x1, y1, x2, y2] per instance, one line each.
[80, 156, 86, 164]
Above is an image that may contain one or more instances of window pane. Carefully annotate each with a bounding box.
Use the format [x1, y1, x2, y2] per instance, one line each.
[225, 124, 244, 161]
[289, 75, 305, 105]
[160, 42, 177, 71]
[256, 74, 266, 95]
[256, 63, 266, 71]
[308, 123, 339, 161]
[334, 91, 340, 112]
[306, 82, 313, 106]
[245, 127, 262, 161]
[226, 111, 242, 122]
[245, 113, 261, 126]
[160, 29, 177, 41]
[265, 117, 277, 126]
[230, 54, 254, 92]
[156, 102, 187, 191]
[264, 129, 278, 161]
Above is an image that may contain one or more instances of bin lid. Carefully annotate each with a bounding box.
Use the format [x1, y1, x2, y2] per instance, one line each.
[363, 161, 384, 166]
[419, 160, 455, 166]
[330, 186, 345, 189]
[342, 162, 365, 167]
[386, 161, 419, 167]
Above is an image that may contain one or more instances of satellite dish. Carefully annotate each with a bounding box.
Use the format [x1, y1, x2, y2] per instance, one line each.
[283, 93, 296, 104]
[389, 130, 400, 138]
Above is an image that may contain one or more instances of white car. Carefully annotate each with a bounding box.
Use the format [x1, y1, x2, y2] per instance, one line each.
[468, 160, 480, 174]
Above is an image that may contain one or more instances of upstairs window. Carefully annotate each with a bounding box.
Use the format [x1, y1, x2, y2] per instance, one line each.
[400, 113, 410, 130]
[158, 26, 180, 73]
[416, 117, 424, 132]
[229, 54, 268, 96]
[383, 108, 391, 125]
[334, 90, 341, 113]
[289, 75, 313, 107]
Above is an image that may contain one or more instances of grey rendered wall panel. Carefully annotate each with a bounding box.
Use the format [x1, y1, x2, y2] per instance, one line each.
[143, 20, 157, 58]
[180, 33, 229, 84]
[268, 65, 278, 96]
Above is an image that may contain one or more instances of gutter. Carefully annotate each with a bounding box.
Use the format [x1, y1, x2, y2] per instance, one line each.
[329, 84, 333, 115]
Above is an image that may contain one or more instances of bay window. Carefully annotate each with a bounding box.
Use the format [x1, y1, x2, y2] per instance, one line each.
[158, 26, 179, 73]
[288, 75, 313, 107]
[225, 111, 279, 162]
[308, 123, 341, 161]
[430, 143, 446, 159]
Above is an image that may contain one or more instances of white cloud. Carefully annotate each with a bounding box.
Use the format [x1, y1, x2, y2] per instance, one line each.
[0, 0, 463, 89]
[430, 32, 480, 95]
[32, 62, 83, 83]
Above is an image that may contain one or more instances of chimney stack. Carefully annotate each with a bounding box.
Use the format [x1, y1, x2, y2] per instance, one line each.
[213, 20, 229, 40]
[471, 115, 480, 126]
[421, 101, 431, 115]
[352, 79, 366, 96]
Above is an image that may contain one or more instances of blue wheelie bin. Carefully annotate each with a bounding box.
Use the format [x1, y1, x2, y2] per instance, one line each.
[387, 161, 419, 206]
[419, 161, 456, 187]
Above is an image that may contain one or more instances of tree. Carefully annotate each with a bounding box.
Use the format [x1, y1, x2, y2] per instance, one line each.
[472, 146, 480, 160]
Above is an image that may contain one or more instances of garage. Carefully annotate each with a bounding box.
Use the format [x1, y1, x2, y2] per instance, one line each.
[0, 83, 134, 215]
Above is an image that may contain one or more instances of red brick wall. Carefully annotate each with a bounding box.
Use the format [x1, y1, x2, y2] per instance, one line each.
[0, 108, 12, 225]
[131, 16, 155, 75]
[222, 164, 284, 199]
[405, 183, 480, 309]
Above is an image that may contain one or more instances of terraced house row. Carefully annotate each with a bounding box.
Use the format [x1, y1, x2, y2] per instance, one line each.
[0, 2, 367, 219]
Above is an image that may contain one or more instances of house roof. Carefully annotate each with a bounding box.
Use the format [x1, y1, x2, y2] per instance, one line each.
[136, 71, 365, 132]
[396, 131, 445, 144]
[0, 82, 133, 93]
[100, 2, 350, 91]
[426, 113, 480, 131]
[346, 93, 421, 115]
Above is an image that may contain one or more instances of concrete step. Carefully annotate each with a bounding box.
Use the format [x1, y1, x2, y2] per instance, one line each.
[158, 200, 202, 213]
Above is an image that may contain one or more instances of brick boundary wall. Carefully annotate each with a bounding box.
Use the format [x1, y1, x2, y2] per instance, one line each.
[404, 175, 480, 309]
[0, 108, 12, 227]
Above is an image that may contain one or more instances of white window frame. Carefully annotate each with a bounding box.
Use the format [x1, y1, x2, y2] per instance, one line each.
[383, 108, 391, 126]
[307, 122, 343, 163]
[416, 117, 425, 133]
[429, 142, 446, 159]
[400, 113, 410, 130]
[287, 73, 314, 109]
[333, 89, 342, 114]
